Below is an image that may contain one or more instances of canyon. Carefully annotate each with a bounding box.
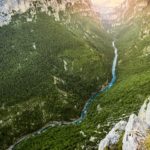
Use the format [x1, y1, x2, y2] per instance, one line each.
[0, 0, 150, 150]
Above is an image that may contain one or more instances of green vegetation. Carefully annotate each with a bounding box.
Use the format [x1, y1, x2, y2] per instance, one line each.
[144, 134, 150, 149]
[0, 10, 113, 149]
[15, 7, 150, 150]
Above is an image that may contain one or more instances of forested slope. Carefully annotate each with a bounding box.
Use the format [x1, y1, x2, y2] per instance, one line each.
[14, 1, 150, 150]
[0, 2, 113, 149]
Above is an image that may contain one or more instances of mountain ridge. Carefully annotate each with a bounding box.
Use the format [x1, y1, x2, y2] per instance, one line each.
[0, 0, 98, 26]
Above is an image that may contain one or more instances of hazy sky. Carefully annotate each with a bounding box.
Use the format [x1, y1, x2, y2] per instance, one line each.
[92, 0, 124, 7]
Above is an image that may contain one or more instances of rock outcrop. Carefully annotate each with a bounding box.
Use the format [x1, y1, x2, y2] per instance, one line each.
[122, 114, 149, 150]
[99, 96, 150, 150]
[0, 0, 94, 27]
[98, 121, 127, 150]
[99, 0, 150, 27]
[117, 0, 150, 24]
[138, 98, 150, 125]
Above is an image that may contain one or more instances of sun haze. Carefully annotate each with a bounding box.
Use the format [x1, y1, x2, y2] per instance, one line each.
[92, 0, 124, 7]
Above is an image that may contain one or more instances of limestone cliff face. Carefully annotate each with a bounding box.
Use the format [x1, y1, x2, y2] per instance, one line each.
[119, 0, 149, 22]
[98, 96, 150, 150]
[98, 121, 127, 150]
[106, 0, 150, 27]
[0, 0, 95, 26]
[118, 0, 149, 23]
[97, 0, 149, 27]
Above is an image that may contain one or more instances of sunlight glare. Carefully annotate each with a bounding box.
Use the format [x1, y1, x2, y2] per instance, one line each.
[92, 0, 124, 7]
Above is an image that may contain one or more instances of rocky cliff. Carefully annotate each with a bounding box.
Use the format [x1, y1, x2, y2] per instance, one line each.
[99, 0, 150, 27]
[99, 96, 150, 150]
[118, 0, 149, 22]
[0, 0, 96, 26]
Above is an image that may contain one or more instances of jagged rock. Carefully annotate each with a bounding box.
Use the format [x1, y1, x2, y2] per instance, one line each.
[138, 97, 150, 125]
[98, 121, 127, 150]
[122, 114, 150, 150]
[0, 0, 67, 26]
[100, 0, 149, 27]
[98, 97, 150, 150]
[0, 0, 93, 27]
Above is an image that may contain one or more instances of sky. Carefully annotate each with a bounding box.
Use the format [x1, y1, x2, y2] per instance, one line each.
[92, 0, 124, 7]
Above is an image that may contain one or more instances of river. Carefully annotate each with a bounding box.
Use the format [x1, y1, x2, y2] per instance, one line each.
[74, 41, 118, 124]
[8, 41, 118, 150]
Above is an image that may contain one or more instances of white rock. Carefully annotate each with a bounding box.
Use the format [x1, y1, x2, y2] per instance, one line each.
[27, 17, 33, 22]
[97, 105, 102, 113]
[32, 43, 36, 49]
[53, 76, 65, 85]
[98, 97, 150, 150]
[0, 0, 62, 26]
[97, 124, 101, 129]
[89, 136, 97, 142]
[0, 0, 93, 27]
[80, 130, 86, 137]
[122, 114, 150, 150]
[98, 121, 127, 150]
[138, 97, 150, 125]
[63, 60, 68, 71]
